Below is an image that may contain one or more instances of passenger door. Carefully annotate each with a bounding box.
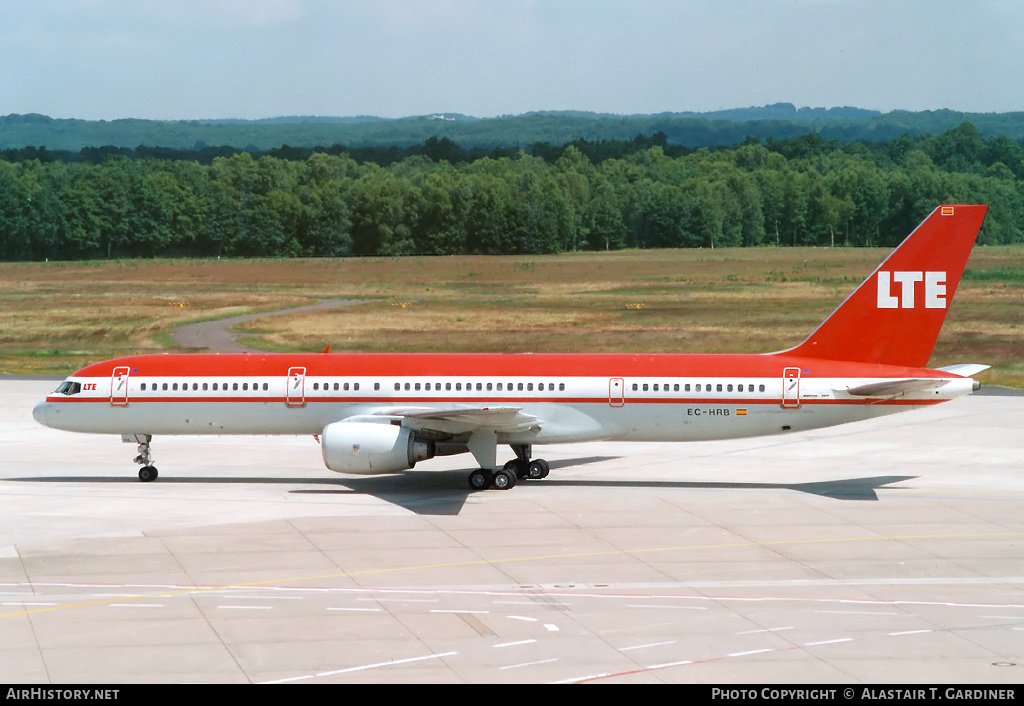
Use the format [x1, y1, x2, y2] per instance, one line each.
[111, 366, 130, 407]
[286, 367, 306, 407]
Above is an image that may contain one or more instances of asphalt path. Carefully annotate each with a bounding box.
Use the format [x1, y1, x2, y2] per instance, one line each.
[171, 299, 371, 353]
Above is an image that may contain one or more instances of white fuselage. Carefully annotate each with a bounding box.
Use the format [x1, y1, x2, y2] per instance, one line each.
[34, 368, 974, 445]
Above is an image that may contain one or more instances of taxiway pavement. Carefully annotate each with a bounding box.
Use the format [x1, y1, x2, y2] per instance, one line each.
[2, 379, 1023, 683]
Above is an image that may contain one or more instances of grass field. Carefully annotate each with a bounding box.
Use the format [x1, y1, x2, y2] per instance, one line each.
[1, 246, 1021, 387]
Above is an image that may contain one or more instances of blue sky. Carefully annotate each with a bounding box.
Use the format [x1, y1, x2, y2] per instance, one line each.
[2, 0, 1021, 120]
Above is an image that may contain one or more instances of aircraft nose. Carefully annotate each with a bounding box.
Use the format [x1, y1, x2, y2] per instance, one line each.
[32, 401, 49, 426]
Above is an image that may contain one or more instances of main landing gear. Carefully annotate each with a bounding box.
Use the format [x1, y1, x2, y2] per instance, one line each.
[466, 447, 551, 491]
[123, 434, 158, 482]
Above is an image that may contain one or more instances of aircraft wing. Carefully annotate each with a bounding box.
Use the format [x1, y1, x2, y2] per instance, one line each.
[350, 405, 541, 436]
[402, 406, 540, 434]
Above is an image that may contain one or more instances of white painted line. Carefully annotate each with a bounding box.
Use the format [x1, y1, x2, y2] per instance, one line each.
[508, 615, 538, 622]
[109, 604, 165, 608]
[736, 627, 794, 635]
[500, 658, 558, 670]
[647, 660, 693, 669]
[728, 648, 775, 657]
[804, 638, 853, 646]
[430, 609, 490, 614]
[888, 630, 933, 636]
[326, 607, 382, 612]
[94, 593, 142, 597]
[495, 640, 537, 648]
[262, 651, 458, 684]
[549, 673, 609, 684]
[544, 623, 559, 632]
[2, 602, 56, 606]
[621, 640, 677, 651]
[1, 598, 55, 606]
[218, 605, 272, 610]
[358, 597, 437, 603]
[627, 604, 707, 610]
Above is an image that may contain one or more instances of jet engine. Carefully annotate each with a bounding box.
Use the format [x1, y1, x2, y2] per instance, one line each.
[321, 421, 435, 474]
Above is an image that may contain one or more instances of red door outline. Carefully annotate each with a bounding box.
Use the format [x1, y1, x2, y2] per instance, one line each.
[609, 378, 625, 407]
[111, 366, 130, 407]
[782, 367, 801, 408]
[286, 367, 306, 407]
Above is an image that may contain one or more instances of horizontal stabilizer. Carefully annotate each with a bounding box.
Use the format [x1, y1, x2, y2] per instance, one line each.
[936, 363, 990, 377]
[842, 379, 950, 397]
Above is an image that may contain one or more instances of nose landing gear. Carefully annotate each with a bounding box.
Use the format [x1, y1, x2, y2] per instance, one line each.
[123, 434, 158, 482]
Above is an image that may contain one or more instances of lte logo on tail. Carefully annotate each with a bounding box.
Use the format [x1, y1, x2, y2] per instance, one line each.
[877, 271, 947, 309]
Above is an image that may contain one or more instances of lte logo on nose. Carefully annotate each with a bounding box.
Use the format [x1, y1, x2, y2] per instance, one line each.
[877, 271, 947, 309]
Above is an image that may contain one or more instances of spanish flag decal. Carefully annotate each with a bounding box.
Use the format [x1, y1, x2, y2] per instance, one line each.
[736, 409, 748, 416]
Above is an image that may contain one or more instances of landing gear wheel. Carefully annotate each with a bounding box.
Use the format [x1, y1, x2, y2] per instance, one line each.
[505, 458, 530, 479]
[138, 466, 158, 482]
[491, 468, 517, 490]
[468, 469, 493, 491]
[527, 459, 550, 480]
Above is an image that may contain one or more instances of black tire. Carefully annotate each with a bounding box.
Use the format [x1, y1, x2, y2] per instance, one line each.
[491, 468, 516, 490]
[138, 466, 158, 482]
[506, 458, 530, 479]
[468, 469, 492, 491]
[528, 459, 550, 479]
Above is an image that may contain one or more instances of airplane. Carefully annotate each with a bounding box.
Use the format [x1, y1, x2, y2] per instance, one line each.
[33, 204, 989, 491]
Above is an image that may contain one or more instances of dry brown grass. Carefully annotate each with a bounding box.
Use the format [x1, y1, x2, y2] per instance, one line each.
[1, 247, 1021, 387]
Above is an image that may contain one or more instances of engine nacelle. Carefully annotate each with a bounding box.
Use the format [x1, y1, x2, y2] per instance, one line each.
[321, 421, 435, 475]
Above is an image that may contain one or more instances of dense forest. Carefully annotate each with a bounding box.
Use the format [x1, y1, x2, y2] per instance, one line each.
[0, 121, 1022, 261]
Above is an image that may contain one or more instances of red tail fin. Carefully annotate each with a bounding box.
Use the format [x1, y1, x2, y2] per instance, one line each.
[782, 205, 987, 367]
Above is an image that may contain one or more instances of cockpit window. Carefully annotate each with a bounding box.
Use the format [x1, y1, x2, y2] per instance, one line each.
[55, 381, 82, 396]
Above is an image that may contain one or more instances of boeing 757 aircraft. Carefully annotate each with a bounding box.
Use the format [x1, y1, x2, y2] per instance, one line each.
[34, 205, 989, 490]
